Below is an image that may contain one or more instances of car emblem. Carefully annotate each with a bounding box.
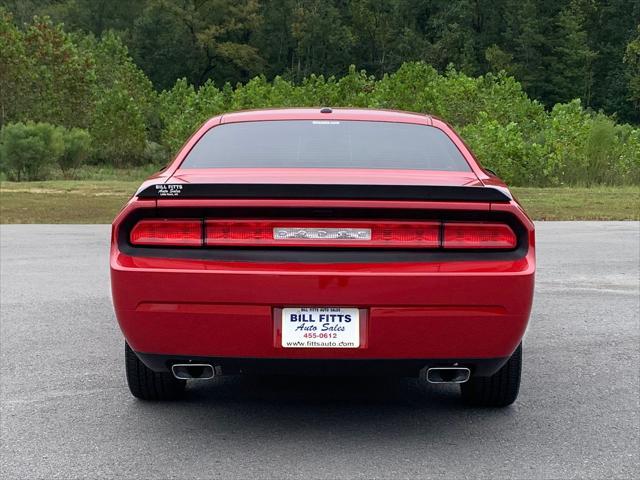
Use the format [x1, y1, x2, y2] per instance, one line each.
[273, 227, 372, 241]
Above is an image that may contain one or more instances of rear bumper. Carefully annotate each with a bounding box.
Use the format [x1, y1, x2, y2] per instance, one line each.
[135, 354, 511, 377]
[111, 247, 535, 366]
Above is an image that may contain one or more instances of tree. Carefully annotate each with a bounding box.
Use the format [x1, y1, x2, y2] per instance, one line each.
[130, 0, 264, 89]
[252, 0, 296, 78]
[0, 11, 96, 128]
[349, 0, 400, 75]
[50, 0, 144, 35]
[485, 44, 514, 73]
[546, 0, 597, 105]
[500, 0, 553, 102]
[0, 0, 638, 123]
[624, 25, 640, 112]
[290, 0, 355, 80]
[0, 8, 28, 127]
[83, 31, 157, 138]
[582, 0, 640, 122]
[90, 82, 147, 166]
[22, 16, 96, 127]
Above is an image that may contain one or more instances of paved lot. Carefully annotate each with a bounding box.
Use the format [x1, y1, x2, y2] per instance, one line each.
[1, 222, 638, 479]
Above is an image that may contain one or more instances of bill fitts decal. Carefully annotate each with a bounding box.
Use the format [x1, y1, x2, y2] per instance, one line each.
[154, 184, 183, 197]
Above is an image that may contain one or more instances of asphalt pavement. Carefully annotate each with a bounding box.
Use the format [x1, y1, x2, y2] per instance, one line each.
[1, 222, 638, 479]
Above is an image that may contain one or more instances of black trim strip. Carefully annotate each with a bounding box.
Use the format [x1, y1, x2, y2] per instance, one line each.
[135, 352, 510, 377]
[118, 245, 527, 263]
[137, 183, 511, 202]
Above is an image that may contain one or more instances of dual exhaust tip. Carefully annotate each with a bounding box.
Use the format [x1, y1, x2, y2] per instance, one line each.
[171, 363, 215, 380]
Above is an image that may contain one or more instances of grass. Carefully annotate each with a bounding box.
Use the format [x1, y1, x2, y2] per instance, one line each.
[0, 164, 163, 183]
[511, 186, 640, 221]
[0, 181, 139, 224]
[0, 181, 638, 223]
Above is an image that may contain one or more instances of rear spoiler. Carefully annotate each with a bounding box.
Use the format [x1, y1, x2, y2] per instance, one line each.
[137, 183, 511, 202]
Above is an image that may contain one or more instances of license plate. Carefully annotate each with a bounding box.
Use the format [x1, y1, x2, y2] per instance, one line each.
[281, 307, 360, 348]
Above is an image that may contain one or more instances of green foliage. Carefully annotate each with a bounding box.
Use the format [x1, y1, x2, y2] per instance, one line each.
[154, 62, 639, 187]
[548, 1, 597, 105]
[0, 11, 638, 186]
[461, 117, 530, 185]
[84, 32, 158, 162]
[91, 83, 147, 166]
[21, 16, 96, 128]
[142, 141, 170, 166]
[129, 0, 264, 90]
[537, 100, 638, 186]
[619, 128, 640, 185]
[624, 25, 640, 111]
[85, 31, 156, 121]
[0, 122, 62, 181]
[3, 0, 639, 123]
[157, 78, 228, 153]
[0, 9, 28, 127]
[0, 13, 158, 167]
[0, 10, 96, 129]
[290, 0, 355, 80]
[58, 128, 91, 177]
[0, 122, 94, 180]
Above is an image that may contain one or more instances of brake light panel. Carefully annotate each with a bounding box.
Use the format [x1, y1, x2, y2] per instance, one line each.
[443, 222, 517, 249]
[129, 219, 202, 246]
[205, 220, 440, 248]
[129, 218, 517, 250]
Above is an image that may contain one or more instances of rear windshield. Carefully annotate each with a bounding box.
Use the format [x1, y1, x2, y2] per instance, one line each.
[181, 120, 470, 171]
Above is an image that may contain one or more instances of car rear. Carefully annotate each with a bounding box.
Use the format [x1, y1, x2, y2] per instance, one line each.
[111, 109, 535, 405]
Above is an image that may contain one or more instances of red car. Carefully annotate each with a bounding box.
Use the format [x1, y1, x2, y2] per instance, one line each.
[111, 108, 535, 407]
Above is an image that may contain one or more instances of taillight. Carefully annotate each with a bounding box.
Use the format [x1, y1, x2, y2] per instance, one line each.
[443, 222, 516, 249]
[205, 220, 441, 248]
[128, 219, 518, 249]
[130, 219, 202, 246]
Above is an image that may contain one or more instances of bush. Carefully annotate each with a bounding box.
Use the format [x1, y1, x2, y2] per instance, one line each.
[58, 128, 92, 177]
[143, 141, 169, 166]
[155, 62, 639, 187]
[617, 127, 640, 184]
[535, 100, 640, 186]
[0, 122, 62, 180]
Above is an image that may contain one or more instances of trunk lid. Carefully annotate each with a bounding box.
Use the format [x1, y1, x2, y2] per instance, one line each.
[136, 167, 511, 203]
[168, 167, 483, 187]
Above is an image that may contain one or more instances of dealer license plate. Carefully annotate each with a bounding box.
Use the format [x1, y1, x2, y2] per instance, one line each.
[281, 307, 360, 348]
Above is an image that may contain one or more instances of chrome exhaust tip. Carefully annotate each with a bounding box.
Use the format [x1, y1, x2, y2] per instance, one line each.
[426, 367, 471, 384]
[171, 363, 215, 380]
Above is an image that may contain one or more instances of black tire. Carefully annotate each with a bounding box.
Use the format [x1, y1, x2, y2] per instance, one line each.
[461, 343, 522, 407]
[125, 343, 186, 400]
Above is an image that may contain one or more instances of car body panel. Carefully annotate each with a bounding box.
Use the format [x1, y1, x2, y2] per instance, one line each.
[168, 168, 483, 188]
[112, 253, 534, 360]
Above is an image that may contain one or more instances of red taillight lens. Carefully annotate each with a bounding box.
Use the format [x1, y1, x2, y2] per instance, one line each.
[443, 222, 517, 249]
[128, 219, 517, 250]
[370, 222, 440, 247]
[205, 220, 441, 248]
[130, 219, 202, 246]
